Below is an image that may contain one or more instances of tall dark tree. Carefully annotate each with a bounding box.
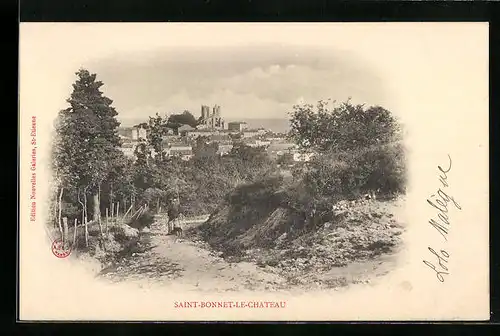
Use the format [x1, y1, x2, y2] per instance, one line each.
[132, 138, 153, 193]
[53, 69, 122, 226]
[147, 112, 166, 163]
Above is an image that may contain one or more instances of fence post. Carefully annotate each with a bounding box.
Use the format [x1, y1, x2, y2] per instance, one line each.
[123, 204, 133, 224]
[62, 217, 68, 246]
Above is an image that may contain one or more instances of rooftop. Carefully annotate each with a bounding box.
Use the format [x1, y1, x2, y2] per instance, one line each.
[267, 143, 297, 151]
[178, 125, 196, 132]
[190, 128, 220, 133]
[169, 149, 192, 155]
[121, 143, 136, 148]
[162, 139, 186, 146]
[170, 145, 192, 150]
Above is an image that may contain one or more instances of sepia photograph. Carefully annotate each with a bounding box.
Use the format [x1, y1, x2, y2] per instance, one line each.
[19, 23, 489, 321]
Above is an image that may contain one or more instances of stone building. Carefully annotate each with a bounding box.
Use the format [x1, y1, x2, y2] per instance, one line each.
[120, 142, 137, 158]
[241, 129, 261, 138]
[167, 145, 194, 161]
[217, 144, 234, 156]
[178, 124, 196, 136]
[227, 121, 248, 132]
[131, 125, 147, 140]
[185, 129, 220, 139]
[198, 104, 225, 130]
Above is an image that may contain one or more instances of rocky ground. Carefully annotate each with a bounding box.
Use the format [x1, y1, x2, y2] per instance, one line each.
[98, 217, 288, 292]
[95, 197, 406, 293]
[214, 196, 406, 290]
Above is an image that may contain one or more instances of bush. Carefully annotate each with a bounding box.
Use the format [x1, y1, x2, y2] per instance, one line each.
[170, 148, 279, 217]
[228, 175, 284, 207]
[109, 224, 139, 241]
[286, 98, 406, 207]
[289, 99, 402, 153]
[303, 142, 407, 201]
[61, 201, 80, 219]
[127, 210, 155, 230]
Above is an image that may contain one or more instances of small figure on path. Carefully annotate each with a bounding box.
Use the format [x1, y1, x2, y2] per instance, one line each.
[167, 196, 183, 235]
[171, 226, 183, 238]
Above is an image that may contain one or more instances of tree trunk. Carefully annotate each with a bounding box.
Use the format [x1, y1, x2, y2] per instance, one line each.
[84, 221, 89, 247]
[73, 218, 78, 248]
[83, 188, 88, 223]
[58, 188, 64, 239]
[53, 200, 58, 229]
[116, 202, 120, 219]
[97, 184, 103, 236]
[83, 188, 88, 247]
[62, 217, 68, 245]
[105, 208, 109, 233]
[92, 191, 100, 223]
[110, 182, 114, 213]
[111, 202, 114, 222]
[77, 188, 85, 231]
[98, 184, 105, 252]
[156, 198, 160, 214]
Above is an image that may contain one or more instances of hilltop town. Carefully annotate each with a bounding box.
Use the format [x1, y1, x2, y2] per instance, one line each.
[50, 69, 406, 298]
[117, 104, 314, 164]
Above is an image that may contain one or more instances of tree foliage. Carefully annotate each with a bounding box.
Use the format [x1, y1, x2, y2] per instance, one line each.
[289, 99, 402, 153]
[193, 136, 218, 159]
[288, 98, 406, 203]
[167, 110, 198, 130]
[52, 68, 123, 221]
[147, 113, 166, 163]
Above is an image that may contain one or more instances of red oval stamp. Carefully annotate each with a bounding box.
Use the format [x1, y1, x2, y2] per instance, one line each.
[51, 239, 72, 258]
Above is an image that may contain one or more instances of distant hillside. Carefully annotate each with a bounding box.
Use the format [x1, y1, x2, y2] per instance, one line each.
[118, 117, 291, 134]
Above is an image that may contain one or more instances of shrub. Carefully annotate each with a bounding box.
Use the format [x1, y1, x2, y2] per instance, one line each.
[303, 142, 407, 201]
[228, 175, 284, 207]
[289, 99, 402, 153]
[127, 210, 155, 230]
[61, 200, 80, 219]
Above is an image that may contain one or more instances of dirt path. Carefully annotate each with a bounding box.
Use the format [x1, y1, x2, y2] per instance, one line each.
[99, 216, 288, 293]
[99, 207, 405, 293]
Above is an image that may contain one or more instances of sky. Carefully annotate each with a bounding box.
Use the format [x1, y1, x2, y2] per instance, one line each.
[86, 43, 387, 124]
[20, 22, 488, 130]
[20, 23, 425, 128]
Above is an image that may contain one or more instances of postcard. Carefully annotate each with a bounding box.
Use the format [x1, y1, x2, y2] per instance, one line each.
[18, 22, 489, 321]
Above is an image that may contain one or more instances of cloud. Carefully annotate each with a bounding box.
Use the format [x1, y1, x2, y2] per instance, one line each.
[92, 45, 388, 121]
[268, 64, 281, 74]
[202, 89, 292, 120]
[217, 62, 385, 107]
[122, 88, 293, 121]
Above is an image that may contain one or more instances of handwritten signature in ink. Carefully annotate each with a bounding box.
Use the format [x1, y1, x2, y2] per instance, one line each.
[423, 154, 461, 283]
